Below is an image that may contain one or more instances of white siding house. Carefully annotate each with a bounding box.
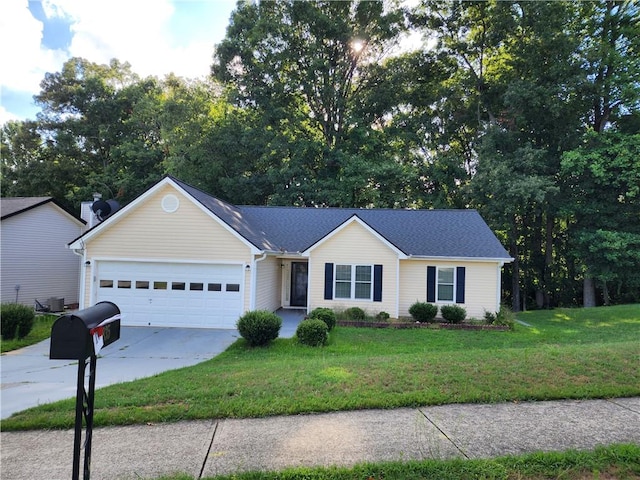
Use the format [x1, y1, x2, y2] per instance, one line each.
[1, 198, 86, 308]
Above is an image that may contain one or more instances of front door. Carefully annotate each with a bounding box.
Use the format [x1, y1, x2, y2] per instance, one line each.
[290, 262, 308, 307]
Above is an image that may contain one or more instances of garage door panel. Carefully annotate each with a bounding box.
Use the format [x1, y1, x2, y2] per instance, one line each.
[96, 261, 243, 328]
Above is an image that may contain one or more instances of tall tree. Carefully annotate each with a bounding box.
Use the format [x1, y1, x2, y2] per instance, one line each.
[212, 0, 408, 207]
[34, 58, 165, 208]
[561, 131, 640, 305]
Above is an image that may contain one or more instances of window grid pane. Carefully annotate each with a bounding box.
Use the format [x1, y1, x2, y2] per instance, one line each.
[355, 283, 371, 299]
[335, 265, 351, 281]
[335, 282, 351, 298]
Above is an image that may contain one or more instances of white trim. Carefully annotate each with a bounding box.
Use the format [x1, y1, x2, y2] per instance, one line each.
[409, 255, 513, 263]
[69, 177, 262, 255]
[301, 215, 408, 258]
[496, 261, 504, 312]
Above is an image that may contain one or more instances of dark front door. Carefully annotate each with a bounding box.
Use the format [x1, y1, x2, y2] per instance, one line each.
[290, 262, 308, 307]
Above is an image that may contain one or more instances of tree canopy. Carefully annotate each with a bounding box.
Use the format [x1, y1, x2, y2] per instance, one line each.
[2, 0, 639, 307]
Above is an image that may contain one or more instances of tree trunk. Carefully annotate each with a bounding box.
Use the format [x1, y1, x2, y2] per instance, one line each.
[510, 222, 521, 312]
[544, 214, 554, 308]
[583, 275, 596, 307]
[602, 280, 610, 306]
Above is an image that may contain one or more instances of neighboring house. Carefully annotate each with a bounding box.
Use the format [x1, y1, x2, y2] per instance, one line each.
[1, 197, 86, 308]
[69, 176, 513, 328]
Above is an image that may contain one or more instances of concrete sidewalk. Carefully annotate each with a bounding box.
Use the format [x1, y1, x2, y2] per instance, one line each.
[2, 397, 639, 480]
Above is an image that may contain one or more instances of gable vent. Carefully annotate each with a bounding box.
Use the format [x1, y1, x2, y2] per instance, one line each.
[161, 194, 179, 213]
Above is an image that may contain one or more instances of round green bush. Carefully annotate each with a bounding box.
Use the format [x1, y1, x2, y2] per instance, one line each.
[344, 306, 366, 320]
[308, 307, 336, 331]
[296, 319, 329, 347]
[440, 305, 467, 323]
[376, 311, 390, 321]
[408, 302, 438, 323]
[236, 310, 282, 347]
[1, 303, 35, 340]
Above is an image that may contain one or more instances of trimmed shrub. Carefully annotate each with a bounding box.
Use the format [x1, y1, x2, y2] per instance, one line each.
[296, 319, 329, 347]
[344, 307, 366, 321]
[236, 310, 282, 347]
[376, 311, 390, 322]
[1, 303, 35, 340]
[408, 302, 438, 323]
[308, 307, 336, 331]
[441, 305, 467, 323]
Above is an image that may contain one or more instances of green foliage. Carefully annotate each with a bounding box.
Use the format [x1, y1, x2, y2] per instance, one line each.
[236, 310, 282, 347]
[484, 307, 516, 330]
[343, 307, 366, 321]
[408, 302, 438, 323]
[295, 319, 329, 347]
[1, 304, 35, 340]
[440, 305, 467, 324]
[308, 307, 336, 331]
[375, 311, 390, 321]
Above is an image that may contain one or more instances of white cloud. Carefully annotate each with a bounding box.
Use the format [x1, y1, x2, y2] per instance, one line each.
[43, 0, 215, 80]
[1, 0, 235, 122]
[0, 0, 67, 94]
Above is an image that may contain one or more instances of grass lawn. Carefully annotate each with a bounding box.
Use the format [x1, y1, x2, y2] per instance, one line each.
[2, 304, 639, 431]
[0, 314, 57, 354]
[158, 444, 640, 480]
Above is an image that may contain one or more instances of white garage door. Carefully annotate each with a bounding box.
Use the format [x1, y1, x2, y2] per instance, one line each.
[95, 261, 243, 328]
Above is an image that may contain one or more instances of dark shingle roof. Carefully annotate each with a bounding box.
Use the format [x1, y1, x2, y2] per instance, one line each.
[173, 177, 511, 260]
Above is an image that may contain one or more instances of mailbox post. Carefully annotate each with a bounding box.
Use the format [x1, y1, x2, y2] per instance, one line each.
[50, 301, 121, 480]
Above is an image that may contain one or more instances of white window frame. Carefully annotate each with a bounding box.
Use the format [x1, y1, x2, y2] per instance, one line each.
[436, 266, 456, 303]
[334, 264, 373, 300]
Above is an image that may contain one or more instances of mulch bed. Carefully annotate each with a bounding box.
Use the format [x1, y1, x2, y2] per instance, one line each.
[337, 320, 509, 331]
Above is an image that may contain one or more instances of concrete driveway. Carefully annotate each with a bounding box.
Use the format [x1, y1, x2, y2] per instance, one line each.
[0, 327, 240, 419]
[1, 309, 304, 420]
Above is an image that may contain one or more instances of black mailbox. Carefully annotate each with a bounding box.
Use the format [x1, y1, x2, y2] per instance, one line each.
[50, 301, 121, 360]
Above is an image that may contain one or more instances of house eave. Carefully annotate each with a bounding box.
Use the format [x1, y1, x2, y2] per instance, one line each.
[407, 255, 514, 264]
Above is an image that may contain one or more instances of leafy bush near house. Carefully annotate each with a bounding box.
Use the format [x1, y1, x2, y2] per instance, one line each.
[376, 311, 390, 321]
[308, 307, 336, 331]
[1, 303, 35, 340]
[409, 302, 438, 323]
[343, 307, 366, 320]
[441, 305, 467, 323]
[485, 307, 516, 330]
[296, 319, 329, 347]
[236, 310, 282, 347]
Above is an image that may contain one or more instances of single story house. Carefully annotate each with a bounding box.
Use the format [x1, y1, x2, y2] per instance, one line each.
[1, 197, 86, 308]
[69, 176, 513, 328]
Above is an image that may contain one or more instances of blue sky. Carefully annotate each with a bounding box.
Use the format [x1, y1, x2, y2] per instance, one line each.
[0, 0, 237, 124]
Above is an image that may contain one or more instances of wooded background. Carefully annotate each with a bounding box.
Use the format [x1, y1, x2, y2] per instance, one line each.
[2, 0, 639, 309]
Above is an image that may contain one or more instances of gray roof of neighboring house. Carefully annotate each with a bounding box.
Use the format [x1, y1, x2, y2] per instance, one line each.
[1, 197, 86, 223]
[174, 177, 511, 260]
[1, 197, 54, 220]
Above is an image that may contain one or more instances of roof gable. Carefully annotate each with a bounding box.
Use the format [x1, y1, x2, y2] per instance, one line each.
[69, 177, 260, 253]
[1, 197, 85, 225]
[301, 215, 407, 257]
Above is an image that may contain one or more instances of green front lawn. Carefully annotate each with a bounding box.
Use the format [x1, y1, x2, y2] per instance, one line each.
[0, 314, 57, 354]
[2, 304, 639, 431]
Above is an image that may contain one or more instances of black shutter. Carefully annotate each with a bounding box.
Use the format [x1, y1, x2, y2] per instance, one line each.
[427, 266, 436, 303]
[324, 263, 334, 300]
[456, 267, 466, 304]
[373, 264, 383, 302]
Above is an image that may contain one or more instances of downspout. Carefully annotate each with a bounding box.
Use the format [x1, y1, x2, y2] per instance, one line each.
[496, 261, 504, 313]
[71, 246, 87, 310]
[249, 253, 268, 311]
